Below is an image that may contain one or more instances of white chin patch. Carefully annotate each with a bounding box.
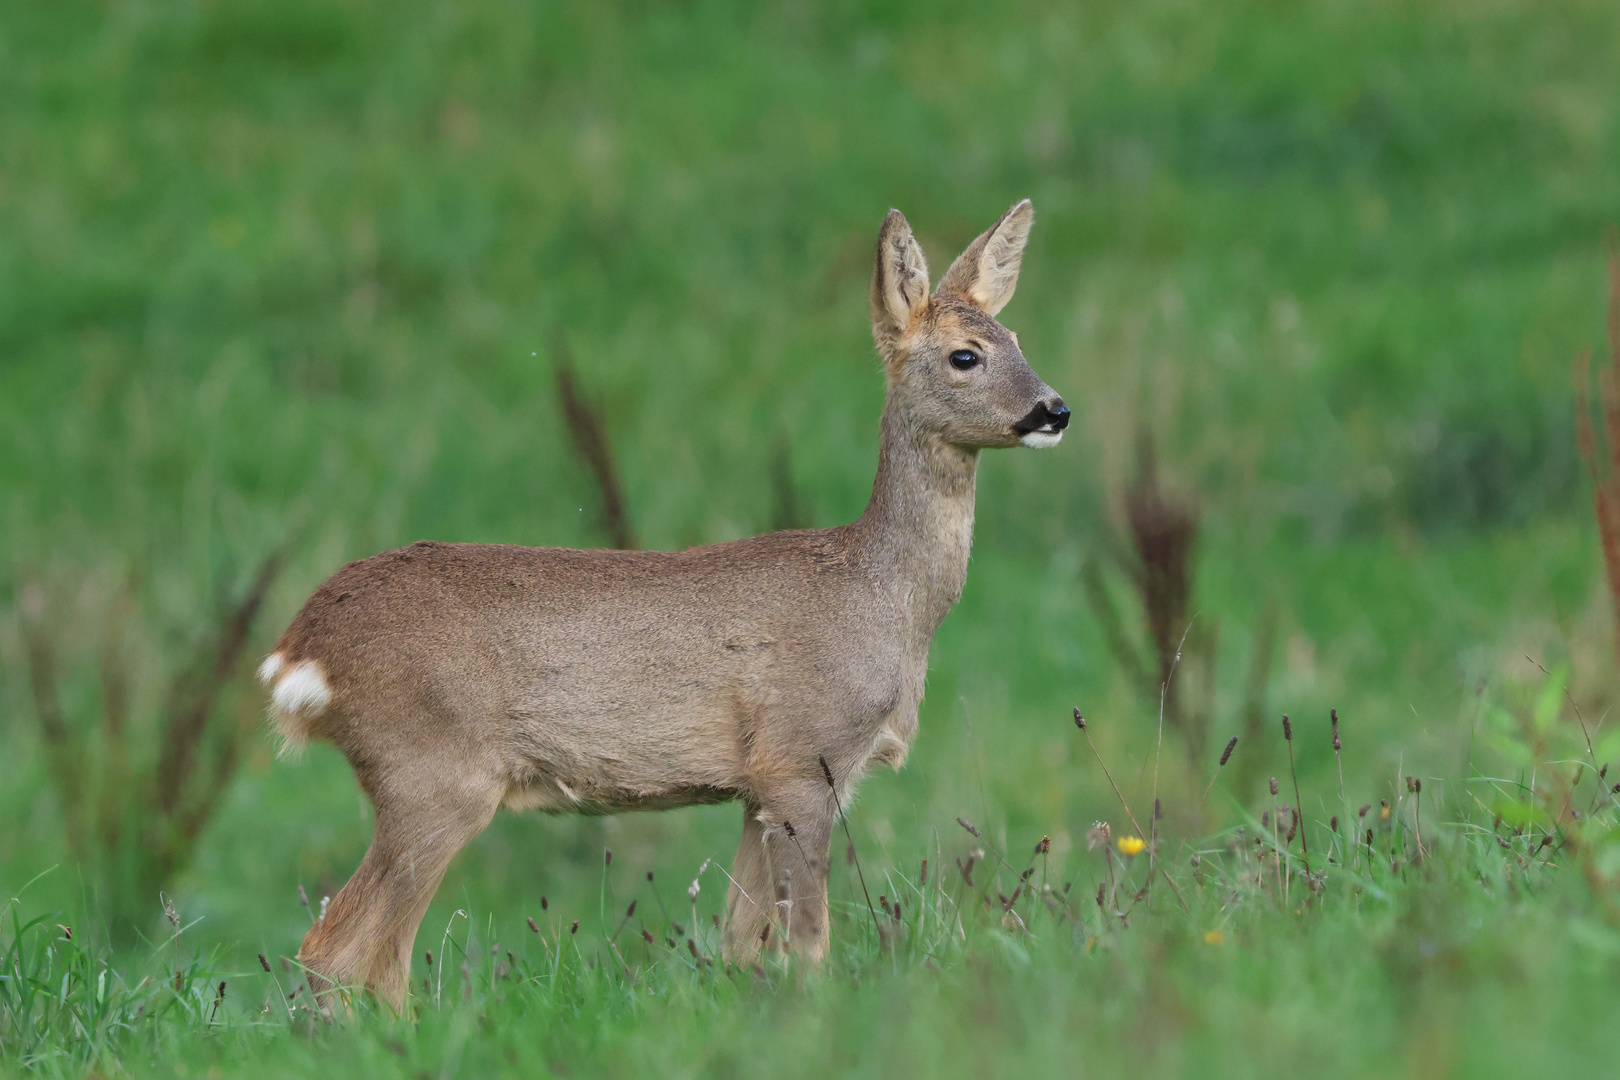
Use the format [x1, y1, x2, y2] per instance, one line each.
[1019, 430, 1064, 449]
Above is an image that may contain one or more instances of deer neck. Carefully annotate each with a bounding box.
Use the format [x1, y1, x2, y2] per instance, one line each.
[853, 397, 979, 637]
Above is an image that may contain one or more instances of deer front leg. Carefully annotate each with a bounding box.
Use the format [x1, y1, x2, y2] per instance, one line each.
[763, 803, 833, 962]
[722, 789, 834, 963]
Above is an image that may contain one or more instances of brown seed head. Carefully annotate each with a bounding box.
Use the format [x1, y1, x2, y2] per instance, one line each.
[1073, 708, 1086, 730]
[1035, 835, 1051, 855]
[956, 817, 981, 838]
[541, 896, 549, 910]
[1220, 736, 1237, 766]
[605, 848, 613, 866]
[1282, 714, 1292, 741]
[527, 917, 540, 933]
[1359, 803, 1371, 817]
[1270, 777, 1280, 796]
[258, 953, 271, 972]
[570, 920, 579, 934]
[1331, 708, 1341, 751]
[819, 755, 836, 788]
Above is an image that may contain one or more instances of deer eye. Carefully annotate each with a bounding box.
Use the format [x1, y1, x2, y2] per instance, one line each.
[949, 349, 979, 371]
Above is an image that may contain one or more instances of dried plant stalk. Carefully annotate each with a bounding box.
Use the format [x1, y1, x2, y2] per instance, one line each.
[1575, 230, 1620, 660]
[554, 338, 638, 551]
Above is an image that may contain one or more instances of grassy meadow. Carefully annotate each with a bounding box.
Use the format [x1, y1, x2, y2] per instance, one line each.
[4, 0, 1620, 1075]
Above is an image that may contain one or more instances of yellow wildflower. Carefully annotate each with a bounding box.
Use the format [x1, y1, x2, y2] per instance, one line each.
[1117, 835, 1146, 856]
[1203, 929, 1224, 946]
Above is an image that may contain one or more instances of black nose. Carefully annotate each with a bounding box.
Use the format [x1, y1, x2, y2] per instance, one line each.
[1012, 399, 1072, 436]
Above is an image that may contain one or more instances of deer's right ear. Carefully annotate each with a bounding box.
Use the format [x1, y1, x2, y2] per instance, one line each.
[870, 209, 931, 356]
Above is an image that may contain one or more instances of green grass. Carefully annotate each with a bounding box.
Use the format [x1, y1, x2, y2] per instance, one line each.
[10, 781, 1620, 1079]
[4, 0, 1620, 1075]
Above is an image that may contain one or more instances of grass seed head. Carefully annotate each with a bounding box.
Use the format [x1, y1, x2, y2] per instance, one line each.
[1282, 714, 1292, 741]
[1220, 736, 1237, 765]
[527, 917, 540, 933]
[1332, 708, 1341, 750]
[957, 816, 982, 838]
[1270, 777, 1280, 796]
[1073, 707, 1086, 730]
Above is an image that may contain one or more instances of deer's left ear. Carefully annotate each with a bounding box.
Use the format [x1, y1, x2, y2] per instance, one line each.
[935, 199, 1033, 316]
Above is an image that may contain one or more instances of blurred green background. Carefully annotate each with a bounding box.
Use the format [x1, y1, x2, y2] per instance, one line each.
[1, 0, 1617, 975]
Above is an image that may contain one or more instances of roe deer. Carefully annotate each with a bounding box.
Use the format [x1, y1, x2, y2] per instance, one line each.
[258, 200, 1068, 1009]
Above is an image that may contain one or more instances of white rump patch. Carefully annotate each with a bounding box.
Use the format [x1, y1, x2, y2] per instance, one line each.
[1019, 430, 1064, 449]
[259, 653, 331, 755]
[256, 652, 285, 685]
[272, 660, 332, 716]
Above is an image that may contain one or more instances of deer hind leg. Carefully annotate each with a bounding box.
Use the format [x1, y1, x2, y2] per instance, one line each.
[298, 773, 502, 1013]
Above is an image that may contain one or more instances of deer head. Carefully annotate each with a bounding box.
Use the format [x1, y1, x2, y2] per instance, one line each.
[869, 199, 1068, 450]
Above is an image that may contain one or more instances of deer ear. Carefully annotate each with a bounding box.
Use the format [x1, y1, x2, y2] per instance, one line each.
[935, 199, 1033, 316]
[870, 209, 931, 354]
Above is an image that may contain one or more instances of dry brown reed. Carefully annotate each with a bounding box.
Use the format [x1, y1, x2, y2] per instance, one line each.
[1574, 229, 1620, 661]
[18, 552, 282, 926]
[553, 338, 637, 550]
